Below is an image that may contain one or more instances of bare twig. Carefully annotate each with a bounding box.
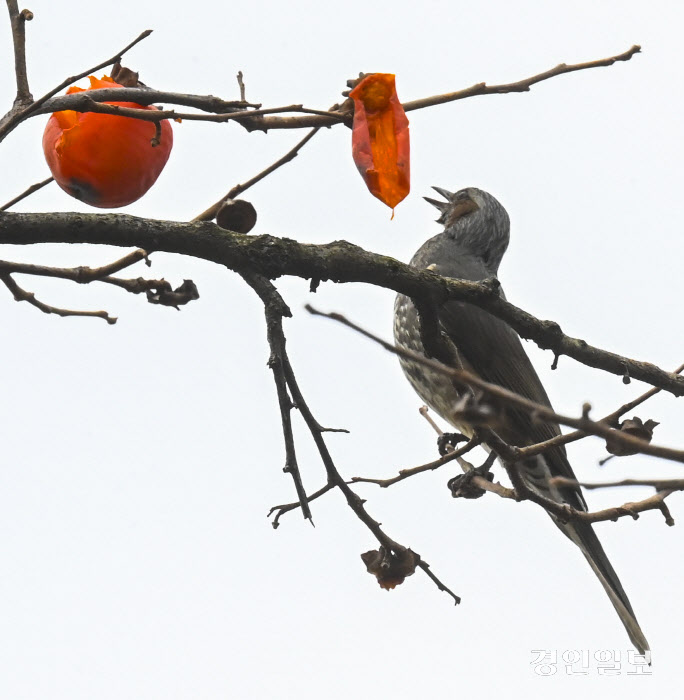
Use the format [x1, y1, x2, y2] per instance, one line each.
[41, 97, 336, 126]
[240, 272, 312, 522]
[268, 483, 336, 529]
[6, 1, 33, 105]
[0, 250, 196, 311]
[516, 362, 684, 460]
[602, 363, 684, 423]
[351, 437, 479, 487]
[34, 87, 257, 116]
[0, 249, 148, 283]
[305, 306, 684, 465]
[242, 277, 460, 602]
[193, 127, 321, 222]
[237, 71, 246, 102]
[2, 45, 641, 138]
[250, 45, 643, 130]
[1, 272, 116, 323]
[550, 476, 684, 493]
[402, 45, 641, 112]
[0, 28, 153, 141]
[0, 176, 53, 211]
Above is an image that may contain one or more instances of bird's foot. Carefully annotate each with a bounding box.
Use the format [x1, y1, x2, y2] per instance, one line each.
[447, 453, 496, 500]
[437, 432, 469, 457]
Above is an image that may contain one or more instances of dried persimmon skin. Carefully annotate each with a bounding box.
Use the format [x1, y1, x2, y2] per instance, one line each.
[350, 73, 410, 210]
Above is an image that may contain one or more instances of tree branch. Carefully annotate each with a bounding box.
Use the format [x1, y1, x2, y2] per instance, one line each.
[305, 306, 684, 464]
[5, 1, 33, 105]
[1, 44, 641, 140]
[401, 45, 641, 112]
[351, 437, 480, 487]
[1, 212, 682, 396]
[0, 28, 153, 140]
[515, 362, 684, 461]
[0, 176, 52, 211]
[240, 274, 461, 603]
[193, 127, 321, 222]
[1, 271, 116, 323]
[550, 476, 684, 493]
[240, 271, 313, 523]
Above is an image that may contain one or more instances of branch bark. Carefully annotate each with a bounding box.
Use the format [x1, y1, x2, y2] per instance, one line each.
[1, 212, 681, 396]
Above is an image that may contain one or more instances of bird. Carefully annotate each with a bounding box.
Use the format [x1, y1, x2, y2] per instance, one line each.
[393, 186, 649, 655]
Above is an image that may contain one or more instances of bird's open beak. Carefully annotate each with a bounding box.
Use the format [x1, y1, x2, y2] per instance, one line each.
[424, 187, 479, 224]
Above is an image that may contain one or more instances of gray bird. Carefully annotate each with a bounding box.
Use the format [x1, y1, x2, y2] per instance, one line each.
[393, 186, 649, 655]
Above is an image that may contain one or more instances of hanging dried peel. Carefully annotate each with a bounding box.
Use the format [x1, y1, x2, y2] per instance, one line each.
[43, 75, 173, 208]
[350, 73, 410, 210]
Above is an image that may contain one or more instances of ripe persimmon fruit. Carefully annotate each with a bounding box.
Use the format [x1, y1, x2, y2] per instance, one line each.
[43, 75, 173, 208]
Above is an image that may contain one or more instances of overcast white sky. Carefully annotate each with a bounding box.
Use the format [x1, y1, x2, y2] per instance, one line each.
[1, 0, 683, 697]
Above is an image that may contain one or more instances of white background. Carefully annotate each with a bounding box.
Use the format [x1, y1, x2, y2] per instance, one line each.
[1, 0, 682, 697]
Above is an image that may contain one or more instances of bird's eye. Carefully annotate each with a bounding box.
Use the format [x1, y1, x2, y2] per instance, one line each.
[446, 198, 479, 226]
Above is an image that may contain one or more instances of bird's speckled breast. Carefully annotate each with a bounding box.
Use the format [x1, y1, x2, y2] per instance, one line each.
[393, 292, 472, 433]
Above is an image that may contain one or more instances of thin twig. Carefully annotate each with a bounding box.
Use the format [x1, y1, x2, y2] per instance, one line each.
[3, 45, 640, 137]
[417, 408, 517, 500]
[242, 278, 461, 602]
[0, 249, 148, 283]
[516, 361, 684, 460]
[472, 428, 677, 527]
[0, 29, 153, 141]
[350, 437, 479, 487]
[281, 326, 461, 603]
[43, 97, 336, 126]
[237, 71, 246, 102]
[0, 176, 53, 211]
[240, 272, 312, 522]
[305, 306, 684, 465]
[550, 476, 684, 492]
[1, 272, 116, 323]
[193, 127, 321, 222]
[268, 483, 336, 529]
[6, 1, 33, 105]
[34, 87, 258, 116]
[402, 45, 641, 112]
[250, 45, 643, 130]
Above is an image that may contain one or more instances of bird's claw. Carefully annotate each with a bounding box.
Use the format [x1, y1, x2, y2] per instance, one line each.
[447, 468, 494, 499]
[437, 432, 469, 456]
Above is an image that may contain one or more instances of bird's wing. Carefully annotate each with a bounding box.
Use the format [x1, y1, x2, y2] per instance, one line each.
[431, 257, 583, 497]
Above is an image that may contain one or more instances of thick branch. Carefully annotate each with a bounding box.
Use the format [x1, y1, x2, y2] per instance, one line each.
[1, 212, 682, 396]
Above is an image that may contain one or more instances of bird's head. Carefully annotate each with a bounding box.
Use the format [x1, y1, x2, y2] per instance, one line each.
[425, 186, 510, 272]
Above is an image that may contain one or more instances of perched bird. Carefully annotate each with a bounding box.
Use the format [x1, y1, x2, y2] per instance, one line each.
[393, 186, 649, 655]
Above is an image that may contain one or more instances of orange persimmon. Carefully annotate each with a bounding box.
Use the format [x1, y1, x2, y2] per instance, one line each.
[43, 75, 173, 208]
[349, 73, 410, 210]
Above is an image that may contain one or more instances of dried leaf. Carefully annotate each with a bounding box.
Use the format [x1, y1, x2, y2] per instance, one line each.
[361, 546, 417, 590]
[605, 416, 659, 456]
[146, 279, 200, 309]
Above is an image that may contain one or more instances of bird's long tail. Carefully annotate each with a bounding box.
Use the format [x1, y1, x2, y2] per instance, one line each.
[560, 520, 649, 656]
